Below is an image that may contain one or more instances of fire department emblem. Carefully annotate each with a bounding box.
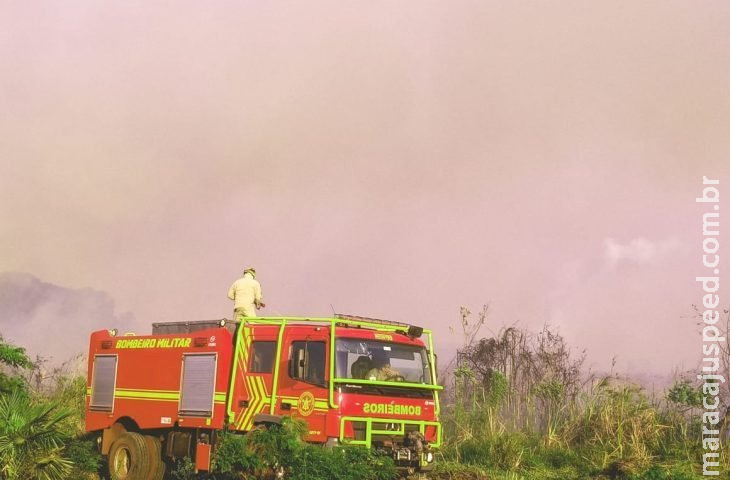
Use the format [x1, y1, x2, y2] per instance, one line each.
[298, 391, 315, 417]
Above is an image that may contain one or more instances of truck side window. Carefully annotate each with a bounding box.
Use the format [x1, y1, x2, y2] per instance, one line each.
[250, 341, 276, 373]
[290, 341, 326, 386]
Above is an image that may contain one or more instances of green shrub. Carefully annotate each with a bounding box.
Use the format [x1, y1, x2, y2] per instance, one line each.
[211, 419, 397, 480]
[433, 460, 490, 479]
[288, 446, 396, 480]
[0, 336, 32, 396]
[627, 464, 699, 480]
[485, 371, 508, 407]
[533, 446, 580, 469]
[211, 431, 263, 478]
[63, 438, 102, 479]
[0, 389, 73, 480]
[456, 433, 526, 470]
[170, 457, 197, 480]
[666, 381, 703, 409]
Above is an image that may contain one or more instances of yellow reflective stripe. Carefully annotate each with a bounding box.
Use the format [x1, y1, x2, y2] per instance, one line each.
[255, 377, 272, 422]
[113, 389, 225, 405]
[245, 377, 262, 429]
[237, 376, 273, 431]
[117, 395, 178, 403]
[116, 390, 180, 400]
[116, 388, 178, 394]
[113, 387, 225, 398]
[241, 325, 252, 365]
[259, 377, 270, 398]
[237, 376, 258, 430]
[239, 376, 255, 429]
[235, 326, 251, 406]
[250, 377, 268, 427]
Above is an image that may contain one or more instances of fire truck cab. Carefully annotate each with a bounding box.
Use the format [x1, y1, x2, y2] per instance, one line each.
[85, 314, 442, 478]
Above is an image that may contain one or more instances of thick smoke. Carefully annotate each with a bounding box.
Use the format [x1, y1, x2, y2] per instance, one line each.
[0, 272, 134, 365]
[0, 2, 728, 377]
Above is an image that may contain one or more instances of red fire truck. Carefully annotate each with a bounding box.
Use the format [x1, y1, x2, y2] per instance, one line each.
[85, 314, 442, 479]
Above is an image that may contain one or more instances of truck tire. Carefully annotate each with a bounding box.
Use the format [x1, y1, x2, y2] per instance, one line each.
[108, 432, 150, 480]
[143, 436, 166, 480]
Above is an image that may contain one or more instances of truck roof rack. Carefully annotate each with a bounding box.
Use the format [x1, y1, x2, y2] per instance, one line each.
[150, 315, 425, 335]
[152, 319, 237, 335]
[333, 313, 413, 329]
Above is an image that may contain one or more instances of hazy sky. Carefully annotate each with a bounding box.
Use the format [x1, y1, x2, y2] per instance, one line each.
[1, 1, 728, 374]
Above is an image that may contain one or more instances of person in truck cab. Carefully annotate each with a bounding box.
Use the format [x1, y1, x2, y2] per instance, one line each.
[367, 350, 403, 382]
[351, 355, 373, 379]
[228, 267, 265, 318]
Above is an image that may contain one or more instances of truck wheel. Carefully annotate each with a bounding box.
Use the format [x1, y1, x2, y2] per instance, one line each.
[108, 432, 150, 480]
[143, 436, 166, 480]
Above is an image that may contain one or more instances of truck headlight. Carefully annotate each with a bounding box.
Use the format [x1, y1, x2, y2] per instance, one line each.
[426, 452, 434, 463]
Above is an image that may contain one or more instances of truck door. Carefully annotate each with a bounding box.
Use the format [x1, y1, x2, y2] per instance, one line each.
[276, 332, 329, 443]
[232, 326, 279, 432]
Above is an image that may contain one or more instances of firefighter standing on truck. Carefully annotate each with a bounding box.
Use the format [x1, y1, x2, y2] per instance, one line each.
[228, 267, 264, 318]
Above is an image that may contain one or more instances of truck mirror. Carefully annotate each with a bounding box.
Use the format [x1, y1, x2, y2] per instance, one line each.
[434, 352, 438, 381]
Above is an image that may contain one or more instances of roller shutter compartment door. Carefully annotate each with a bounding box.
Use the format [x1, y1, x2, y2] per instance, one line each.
[90, 355, 118, 412]
[179, 353, 217, 417]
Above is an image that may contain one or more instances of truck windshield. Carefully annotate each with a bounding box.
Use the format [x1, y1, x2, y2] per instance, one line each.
[335, 338, 432, 385]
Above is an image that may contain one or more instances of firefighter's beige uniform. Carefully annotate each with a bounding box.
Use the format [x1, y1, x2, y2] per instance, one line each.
[228, 271, 263, 318]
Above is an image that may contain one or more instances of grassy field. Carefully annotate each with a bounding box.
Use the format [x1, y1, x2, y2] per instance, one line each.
[433, 377, 724, 480]
[432, 307, 729, 480]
